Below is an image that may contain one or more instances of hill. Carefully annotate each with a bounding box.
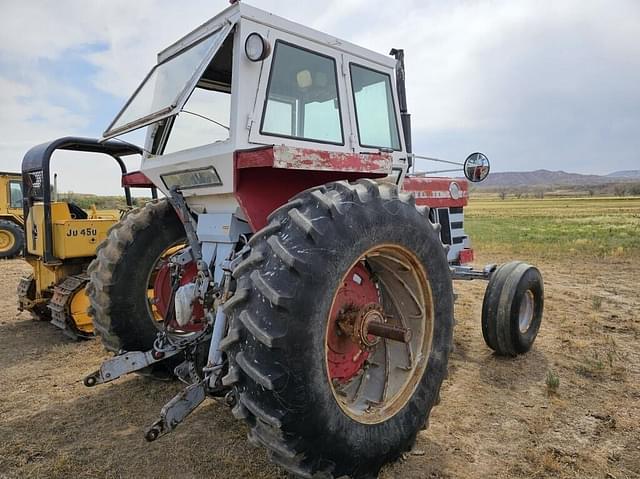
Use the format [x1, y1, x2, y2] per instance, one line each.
[476, 169, 629, 188]
[607, 170, 640, 178]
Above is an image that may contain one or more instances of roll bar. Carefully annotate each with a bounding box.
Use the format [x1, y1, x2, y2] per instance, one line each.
[21, 136, 151, 264]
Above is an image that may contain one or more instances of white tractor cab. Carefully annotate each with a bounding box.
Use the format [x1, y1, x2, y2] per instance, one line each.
[85, 3, 544, 478]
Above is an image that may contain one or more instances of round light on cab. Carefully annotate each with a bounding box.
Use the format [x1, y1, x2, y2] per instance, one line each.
[449, 181, 461, 200]
[245, 33, 271, 62]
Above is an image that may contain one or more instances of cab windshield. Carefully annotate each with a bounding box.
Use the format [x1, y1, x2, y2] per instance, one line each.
[156, 30, 234, 155]
[103, 26, 228, 139]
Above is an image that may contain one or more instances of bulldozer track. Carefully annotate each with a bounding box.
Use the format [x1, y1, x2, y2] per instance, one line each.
[48, 273, 92, 340]
[16, 274, 34, 311]
[17, 274, 51, 320]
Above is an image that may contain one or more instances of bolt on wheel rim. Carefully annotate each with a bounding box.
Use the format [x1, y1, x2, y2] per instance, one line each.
[518, 289, 535, 333]
[325, 244, 434, 425]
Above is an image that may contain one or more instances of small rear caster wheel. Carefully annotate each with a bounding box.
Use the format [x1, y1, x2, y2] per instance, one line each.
[481, 261, 544, 356]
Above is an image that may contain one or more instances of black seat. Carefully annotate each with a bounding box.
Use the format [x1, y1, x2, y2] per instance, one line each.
[67, 202, 88, 220]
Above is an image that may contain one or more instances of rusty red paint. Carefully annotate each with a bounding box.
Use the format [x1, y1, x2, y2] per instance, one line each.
[402, 176, 469, 208]
[235, 146, 274, 169]
[121, 170, 155, 188]
[234, 148, 387, 231]
[272, 145, 392, 174]
[235, 145, 392, 174]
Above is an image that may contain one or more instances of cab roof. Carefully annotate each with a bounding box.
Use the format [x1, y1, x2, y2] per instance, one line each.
[158, 2, 397, 70]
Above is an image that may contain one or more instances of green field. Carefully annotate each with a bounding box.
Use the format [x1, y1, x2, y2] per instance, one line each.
[465, 196, 640, 259]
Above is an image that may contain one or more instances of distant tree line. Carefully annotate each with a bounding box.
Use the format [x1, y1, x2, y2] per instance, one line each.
[471, 181, 640, 199]
[59, 192, 152, 209]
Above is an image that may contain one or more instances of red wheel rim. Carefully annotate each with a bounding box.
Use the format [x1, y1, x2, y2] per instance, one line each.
[326, 262, 379, 383]
[153, 260, 206, 332]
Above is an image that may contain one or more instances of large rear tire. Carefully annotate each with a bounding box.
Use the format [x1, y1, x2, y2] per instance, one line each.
[0, 219, 24, 259]
[87, 200, 186, 353]
[222, 180, 454, 478]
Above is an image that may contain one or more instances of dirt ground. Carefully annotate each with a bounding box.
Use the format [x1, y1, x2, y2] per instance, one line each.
[0, 253, 638, 479]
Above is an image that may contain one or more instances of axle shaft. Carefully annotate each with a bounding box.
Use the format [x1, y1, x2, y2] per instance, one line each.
[366, 321, 412, 343]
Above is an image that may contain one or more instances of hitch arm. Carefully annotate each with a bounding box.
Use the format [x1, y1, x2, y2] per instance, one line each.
[144, 381, 207, 442]
[450, 264, 497, 281]
[83, 348, 181, 387]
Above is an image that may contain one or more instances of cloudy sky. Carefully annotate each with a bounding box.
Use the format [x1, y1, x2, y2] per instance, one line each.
[0, 0, 638, 194]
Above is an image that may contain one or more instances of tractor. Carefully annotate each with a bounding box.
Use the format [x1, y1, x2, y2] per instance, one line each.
[83, 3, 544, 478]
[18, 137, 158, 339]
[0, 171, 25, 259]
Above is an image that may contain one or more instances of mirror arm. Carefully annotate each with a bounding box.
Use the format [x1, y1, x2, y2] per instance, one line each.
[410, 168, 462, 177]
[411, 154, 463, 167]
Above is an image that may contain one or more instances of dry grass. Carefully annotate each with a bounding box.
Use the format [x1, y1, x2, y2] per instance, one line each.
[1, 196, 639, 478]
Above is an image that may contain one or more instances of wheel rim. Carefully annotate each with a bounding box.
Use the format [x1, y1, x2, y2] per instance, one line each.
[518, 289, 535, 333]
[145, 242, 188, 330]
[146, 242, 206, 335]
[325, 244, 434, 425]
[0, 229, 15, 252]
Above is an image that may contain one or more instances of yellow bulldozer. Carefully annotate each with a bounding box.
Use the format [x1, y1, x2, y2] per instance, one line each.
[17, 137, 157, 339]
[0, 171, 25, 259]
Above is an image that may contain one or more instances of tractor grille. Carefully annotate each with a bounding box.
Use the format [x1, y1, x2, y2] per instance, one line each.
[433, 206, 468, 263]
[448, 207, 467, 246]
[437, 208, 452, 245]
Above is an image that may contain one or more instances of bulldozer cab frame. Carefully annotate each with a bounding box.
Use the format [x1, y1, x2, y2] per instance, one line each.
[0, 171, 24, 222]
[21, 136, 153, 264]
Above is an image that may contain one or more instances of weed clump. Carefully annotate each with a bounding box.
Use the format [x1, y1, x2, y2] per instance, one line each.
[591, 296, 603, 311]
[546, 370, 560, 394]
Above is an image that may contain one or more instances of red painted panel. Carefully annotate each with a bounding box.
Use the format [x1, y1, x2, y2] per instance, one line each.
[236, 146, 393, 174]
[458, 248, 475, 264]
[402, 176, 469, 208]
[234, 165, 383, 231]
[121, 170, 155, 188]
[272, 145, 392, 174]
[234, 148, 389, 231]
[236, 146, 274, 169]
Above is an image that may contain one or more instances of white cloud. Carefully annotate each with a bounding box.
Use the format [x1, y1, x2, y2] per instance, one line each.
[0, 0, 639, 192]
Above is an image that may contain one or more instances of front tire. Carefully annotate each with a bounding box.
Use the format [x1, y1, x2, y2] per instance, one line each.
[481, 261, 544, 356]
[0, 219, 24, 259]
[222, 180, 454, 478]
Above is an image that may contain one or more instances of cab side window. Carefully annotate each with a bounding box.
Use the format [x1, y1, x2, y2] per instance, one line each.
[350, 64, 401, 150]
[9, 181, 22, 209]
[261, 41, 343, 145]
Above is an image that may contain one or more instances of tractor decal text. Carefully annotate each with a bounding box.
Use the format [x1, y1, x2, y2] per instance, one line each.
[66, 228, 98, 237]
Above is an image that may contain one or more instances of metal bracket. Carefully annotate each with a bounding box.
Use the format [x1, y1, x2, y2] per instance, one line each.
[83, 348, 181, 387]
[168, 187, 212, 292]
[451, 264, 497, 281]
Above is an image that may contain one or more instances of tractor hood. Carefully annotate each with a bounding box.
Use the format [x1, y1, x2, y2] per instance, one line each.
[102, 20, 235, 140]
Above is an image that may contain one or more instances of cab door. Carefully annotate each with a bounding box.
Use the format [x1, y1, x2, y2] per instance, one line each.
[341, 53, 408, 183]
[248, 31, 353, 154]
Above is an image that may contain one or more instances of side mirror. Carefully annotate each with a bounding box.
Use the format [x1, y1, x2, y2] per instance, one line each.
[464, 152, 490, 183]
